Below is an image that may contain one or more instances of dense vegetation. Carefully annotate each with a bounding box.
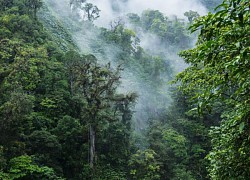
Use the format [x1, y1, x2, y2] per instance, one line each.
[0, 0, 249, 179]
[0, 0, 136, 179]
[177, 0, 250, 179]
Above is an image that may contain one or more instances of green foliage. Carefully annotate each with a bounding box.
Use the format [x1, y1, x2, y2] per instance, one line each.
[0, 92, 34, 149]
[53, 116, 85, 178]
[171, 165, 195, 180]
[163, 128, 187, 158]
[128, 9, 191, 49]
[176, 0, 250, 179]
[0, 0, 42, 17]
[101, 24, 138, 54]
[147, 120, 192, 180]
[24, 0, 43, 18]
[64, 51, 123, 124]
[101, 24, 172, 86]
[0, 146, 6, 173]
[0, 1, 46, 43]
[207, 107, 250, 179]
[37, 3, 78, 51]
[129, 149, 160, 180]
[184, 10, 200, 23]
[7, 155, 63, 179]
[0, 0, 225, 179]
[63, 51, 137, 176]
[87, 165, 127, 180]
[141, 10, 166, 32]
[70, 0, 100, 22]
[28, 130, 62, 155]
[145, 86, 217, 179]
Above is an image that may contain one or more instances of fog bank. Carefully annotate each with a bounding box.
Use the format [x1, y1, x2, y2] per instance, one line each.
[88, 0, 207, 27]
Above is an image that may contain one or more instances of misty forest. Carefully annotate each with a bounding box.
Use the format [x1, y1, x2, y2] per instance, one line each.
[0, 0, 249, 179]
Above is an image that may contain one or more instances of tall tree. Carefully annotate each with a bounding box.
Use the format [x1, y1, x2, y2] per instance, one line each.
[64, 52, 122, 169]
[69, 1, 100, 22]
[184, 10, 200, 23]
[25, 0, 43, 18]
[83, 3, 100, 22]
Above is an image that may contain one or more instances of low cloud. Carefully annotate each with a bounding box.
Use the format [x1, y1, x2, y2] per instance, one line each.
[88, 0, 207, 27]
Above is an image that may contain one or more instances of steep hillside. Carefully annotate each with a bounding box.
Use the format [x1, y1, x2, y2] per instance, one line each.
[1, 0, 244, 180]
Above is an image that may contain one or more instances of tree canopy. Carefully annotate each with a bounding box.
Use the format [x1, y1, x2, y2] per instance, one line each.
[176, 0, 250, 178]
[1, 0, 243, 179]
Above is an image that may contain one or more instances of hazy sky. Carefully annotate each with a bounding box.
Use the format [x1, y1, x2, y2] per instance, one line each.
[88, 0, 207, 27]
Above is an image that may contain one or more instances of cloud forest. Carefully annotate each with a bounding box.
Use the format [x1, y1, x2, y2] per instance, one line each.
[0, 0, 249, 179]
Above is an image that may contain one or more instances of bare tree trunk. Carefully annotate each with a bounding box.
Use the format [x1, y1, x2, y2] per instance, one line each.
[89, 125, 95, 168]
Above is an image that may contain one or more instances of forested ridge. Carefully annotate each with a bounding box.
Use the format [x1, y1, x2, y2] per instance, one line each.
[0, 0, 249, 179]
